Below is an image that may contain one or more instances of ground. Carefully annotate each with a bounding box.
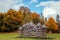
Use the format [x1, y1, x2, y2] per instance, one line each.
[0, 33, 60, 40]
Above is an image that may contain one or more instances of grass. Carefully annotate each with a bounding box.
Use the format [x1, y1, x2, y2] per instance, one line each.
[47, 33, 60, 40]
[0, 33, 60, 40]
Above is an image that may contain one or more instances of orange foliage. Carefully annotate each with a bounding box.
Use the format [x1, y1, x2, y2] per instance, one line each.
[5, 9, 23, 26]
[46, 17, 58, 30]
[30, 12, 40, 24]
[30, 12, 40, 19]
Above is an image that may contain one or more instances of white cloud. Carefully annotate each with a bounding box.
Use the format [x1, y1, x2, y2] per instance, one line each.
[13, 0, 25, 11]
[49, 0, 60, 1]
[0, 0, 24, 12]
[42, 7, 57, 20]
[36, 1, 60, 19]
[13, 4, 24, 11]
[30, 0, 38, 4]
[35, 2, 49, 7]
[0, 0, 18, 12]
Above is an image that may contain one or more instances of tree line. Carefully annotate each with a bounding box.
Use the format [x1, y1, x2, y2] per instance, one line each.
[0, 6, 59, 33]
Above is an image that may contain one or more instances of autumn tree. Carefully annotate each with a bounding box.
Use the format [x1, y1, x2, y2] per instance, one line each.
[46, 17, 58, 33]
[30, 12, 40, 24]
[3, 9, 23, 31]
[0, 6, 46, 32]
[0, 13, 4, 31]
[39, 13, 45, 25]
[56, 15, 60, 32]
[40, 17, 45, 25]
[19, 6, 31, 24]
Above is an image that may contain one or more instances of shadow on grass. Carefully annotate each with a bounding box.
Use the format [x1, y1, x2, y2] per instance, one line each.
[16, 36, 56, 40]
[41, 37, 56, 40]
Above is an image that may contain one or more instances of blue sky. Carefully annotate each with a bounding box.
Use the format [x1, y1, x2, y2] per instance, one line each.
[0, 0, 60, 19]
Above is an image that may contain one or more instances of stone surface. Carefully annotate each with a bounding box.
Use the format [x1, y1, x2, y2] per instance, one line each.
[19, 22, 46, 38]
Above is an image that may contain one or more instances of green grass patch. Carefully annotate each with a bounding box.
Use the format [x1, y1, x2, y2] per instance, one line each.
[0, 33, 60, 40]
